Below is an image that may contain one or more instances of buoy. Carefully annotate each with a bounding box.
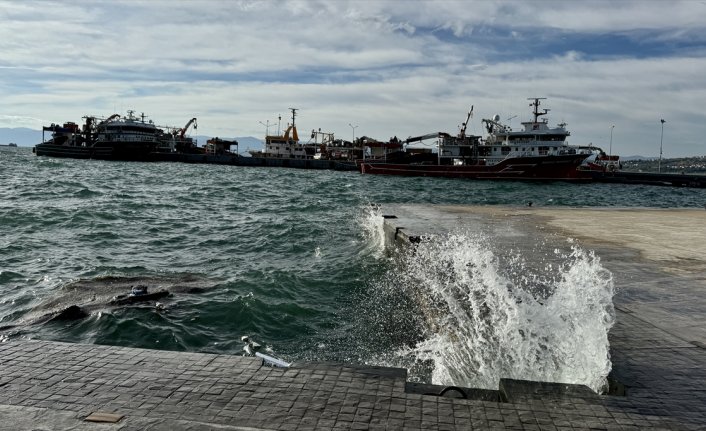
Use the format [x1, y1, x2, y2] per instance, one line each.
[129, 285, 148, 297]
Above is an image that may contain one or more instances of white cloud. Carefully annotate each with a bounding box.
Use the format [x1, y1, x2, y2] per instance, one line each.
[0, 0, 705, 156]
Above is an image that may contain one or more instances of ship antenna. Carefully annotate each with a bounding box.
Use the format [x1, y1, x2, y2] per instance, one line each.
[528, 97, 548, 123]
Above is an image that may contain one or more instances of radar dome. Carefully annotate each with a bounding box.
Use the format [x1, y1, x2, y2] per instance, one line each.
[493, 114, 501, 122]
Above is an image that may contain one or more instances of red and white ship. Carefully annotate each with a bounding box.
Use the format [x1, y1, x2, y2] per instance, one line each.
[361, 98, 612, 181]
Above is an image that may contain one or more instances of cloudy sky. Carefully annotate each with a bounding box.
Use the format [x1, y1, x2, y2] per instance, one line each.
[1, 0, 705, 156]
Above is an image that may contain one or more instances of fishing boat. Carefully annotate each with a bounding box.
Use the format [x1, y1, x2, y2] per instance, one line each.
[248, 108, 317, 160]
[34, 111, 165, 161]
[360, 98, 604, 181]
[0, 142, 18, 152]
[157, 117, 200, 154]
[245, 108, 410, 169]
[246, 108, 357, 170]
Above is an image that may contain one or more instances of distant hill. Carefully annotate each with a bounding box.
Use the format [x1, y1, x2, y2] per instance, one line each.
[0, 128, 43, 146]
[0, 128, 263, 153]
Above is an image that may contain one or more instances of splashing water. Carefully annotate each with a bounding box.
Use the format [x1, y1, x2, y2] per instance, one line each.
[376, 231, 615, 393]
[358, 204, 387, 259]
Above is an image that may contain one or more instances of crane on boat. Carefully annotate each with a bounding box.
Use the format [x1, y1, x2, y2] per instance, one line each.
[282, 108, 298, 142]
[180, 118, 197, 138]
[405, 132, 442, 144]
[459, 105, 473, 138]
[100, 114, 121, 124]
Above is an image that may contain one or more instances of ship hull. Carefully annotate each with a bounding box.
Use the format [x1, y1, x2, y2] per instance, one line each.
[152, 153, 357, 170]
[35, 143, 359, 171]
[34, 142, 156, 161]
[360, 154, 592, 181]
[238, 156, 357, 171]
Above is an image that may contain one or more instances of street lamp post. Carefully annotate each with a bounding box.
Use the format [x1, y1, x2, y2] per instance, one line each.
[659, 119, 665, 173]
[348, 123, 358, 142]
[349, 123, 359, 159]
[609, 125, 615, 169]
[259, 120, 272, 137]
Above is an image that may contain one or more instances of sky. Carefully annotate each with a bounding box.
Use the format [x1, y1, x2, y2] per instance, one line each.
[1, 0, 706, 157]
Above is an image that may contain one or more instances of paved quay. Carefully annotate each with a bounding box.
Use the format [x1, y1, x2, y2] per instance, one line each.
[0, 340, 654, 431]
[1, 205, 704, 430]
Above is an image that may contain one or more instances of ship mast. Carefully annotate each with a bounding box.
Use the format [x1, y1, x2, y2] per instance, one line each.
[285, 108, 299, 143]
[528, 97, 549, 123]
[288, 108, 298, 128]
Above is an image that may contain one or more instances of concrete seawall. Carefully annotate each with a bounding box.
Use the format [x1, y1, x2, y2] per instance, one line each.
[0, 205, 704, 429]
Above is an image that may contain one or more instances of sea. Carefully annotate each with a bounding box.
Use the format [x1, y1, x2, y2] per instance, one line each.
[2, 147, 705, 393]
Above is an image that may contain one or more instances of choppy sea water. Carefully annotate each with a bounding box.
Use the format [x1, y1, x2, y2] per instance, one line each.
[2, 148, 705, 392]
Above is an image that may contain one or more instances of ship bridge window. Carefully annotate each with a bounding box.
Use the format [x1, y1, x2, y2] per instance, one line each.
[547, 135, 566, 141]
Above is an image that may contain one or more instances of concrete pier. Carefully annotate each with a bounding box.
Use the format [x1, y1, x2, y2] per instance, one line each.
[593, 171, 706, 188]
[1, 205, 705, 429]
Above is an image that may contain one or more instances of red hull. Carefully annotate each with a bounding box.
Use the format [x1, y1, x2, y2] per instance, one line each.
[360, 154, 592, 181]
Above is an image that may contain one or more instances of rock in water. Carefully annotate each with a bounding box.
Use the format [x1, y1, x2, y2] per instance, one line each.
[48, 305, 89, 322]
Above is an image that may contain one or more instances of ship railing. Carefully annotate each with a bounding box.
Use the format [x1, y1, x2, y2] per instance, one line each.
[502, 150, 534, 160]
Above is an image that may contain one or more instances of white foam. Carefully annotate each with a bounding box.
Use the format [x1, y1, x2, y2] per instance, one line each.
[385, 231, 615, 393]
[357, 204, 386, 259]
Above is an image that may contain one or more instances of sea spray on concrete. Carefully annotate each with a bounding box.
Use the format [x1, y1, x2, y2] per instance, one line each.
[358, 204, 388, 260]
[360, 208, 615, 393]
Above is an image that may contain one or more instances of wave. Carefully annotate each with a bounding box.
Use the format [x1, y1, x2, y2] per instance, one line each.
[367, 231, 615, 393]
[357, 203, 387, 259]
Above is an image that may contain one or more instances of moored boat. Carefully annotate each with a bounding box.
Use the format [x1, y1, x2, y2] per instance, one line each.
[35, 111, 165, 161]
[0, 142, 19, 152]
[360, 99, 605, 181]
[246, 108, 357, 170]
[248, 108, 317, 160]
[361, 153, 592, 180]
